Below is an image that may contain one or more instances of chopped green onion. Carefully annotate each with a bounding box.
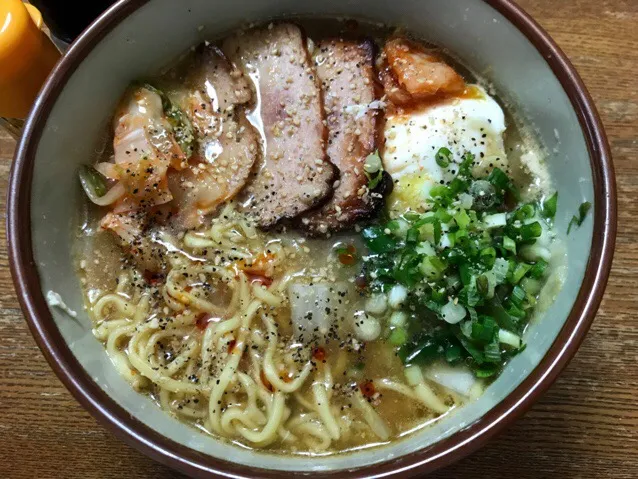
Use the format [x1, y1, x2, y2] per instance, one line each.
[458, 262, 473, 286]
[454, 228, 468, 244]
[431, 287, 447, 302]
[542, 192, 558, 219]
[474, 364, 499, 378]
[454, 209, 471, 229]
[511, 263, 532, 284]
[514, 204, 535, 221]
[364, 150, 383, 173]
[483, 339, 502, 363]
[441, 300, 467, 324]
[483, 212, 507, 229]
[388, 284, 408, 309]
[510, 285, 526, 307]
[406, 227, 420, 244]
[520, 277, 542, 295]
[480, 247, 497, 267]
[436, 208, 453, 223]
[487, 167, 520, 200]
[507, 303, 526, 319]
[362, 227, 396, 253]
[567, 201, 592, 234]
[458, 193, 474, 210]
[389, 311, 408, 327]
[416, 218, 442, 245]
[476, 274, 489, 297]
[498, 329, 522, 348]
[389, 327, 408, 346]
[487, 167, 509, 191]
[435, 147, 453, 168]
[471, 316, 498, 343]
[365, 169, 384, 190]
[420, 256, 447, 280]
[529, 259, 548, 279]
[491, 258, 510, 284]
[520, 221, 543, 240]
[503, 236, 516, 254]
[429, 185, 450, 199]
[519, 243, 551, 262]
[454, 331, 485, 364]
[359, 146, 556, 379]
[445, 344, 462, 363]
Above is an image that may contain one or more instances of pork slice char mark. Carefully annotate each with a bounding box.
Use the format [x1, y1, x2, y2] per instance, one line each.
[222, 23, 337, 229]
[300, 39, 382, 235]
[170, 45, 260, 229]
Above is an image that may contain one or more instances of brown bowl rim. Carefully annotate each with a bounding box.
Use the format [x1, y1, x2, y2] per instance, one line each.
[7, 0, 617, 477]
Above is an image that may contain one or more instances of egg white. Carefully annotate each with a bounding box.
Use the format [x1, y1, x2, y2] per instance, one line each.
[383, 85, 508, 216]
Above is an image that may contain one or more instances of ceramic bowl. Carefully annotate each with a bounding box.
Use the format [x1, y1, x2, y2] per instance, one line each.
[8, 0, 616, 477]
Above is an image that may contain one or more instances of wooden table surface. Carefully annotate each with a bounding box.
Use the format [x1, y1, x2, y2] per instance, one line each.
[1, 1, 636, 477]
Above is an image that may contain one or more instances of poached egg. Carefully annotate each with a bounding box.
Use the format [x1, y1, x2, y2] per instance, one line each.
[383, 85, 508, 216]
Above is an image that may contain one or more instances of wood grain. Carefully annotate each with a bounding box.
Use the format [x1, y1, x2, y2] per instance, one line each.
[0, 1, 636, 477]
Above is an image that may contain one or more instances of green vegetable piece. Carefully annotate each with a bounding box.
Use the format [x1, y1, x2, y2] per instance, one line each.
[474, 363, 499, 378]
[480, 247, 497, 268]
[431, 287, 447, 302]
[483, 338, 502, 363]
[420, 256, 446, 280]
[487, 167, 520, 200]
[364, 150, 383, 173]
[445, 344, 462, 363]
[567, 201, 592, 234]
[511, 263, 532, 284]
[435, 147, 452, 168]
[476, 274, 489, 297]
[389, 327, 408, 346]
[520, 221, 542, 240]
[399, 335, 444, 365]
[521, 277, 542, 295]
[365, 170, 383, 190]
[415, 217, 442, 245]
[359, 146, 556, 381]
[435, 208, 453, 223]
[362, 227, 397, 254]
[506, 303, 526, 320]
[454, 209, 471, 229]
[78, 165, 107, 199]
[509, 285, 527, 307]
[454, 330, 485, 364]
[529, 259, 548, 279]
[143, 83, 195, 158]
[459, 152, 476, 174]
[364, 151, 385, 189]
[429, 185, 450, 200]
[514, 204, 535, 221]
[503, 235, 516, 254]
[471, 316, 498, 343]
[483, 296, 519, 333]
[542, 192, 558, 219]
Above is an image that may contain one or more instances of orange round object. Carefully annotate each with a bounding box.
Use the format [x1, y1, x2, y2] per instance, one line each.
[0, 0, 60, 118]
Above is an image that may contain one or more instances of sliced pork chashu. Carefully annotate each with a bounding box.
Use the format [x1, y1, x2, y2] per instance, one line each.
[301, 39, 382, 234]
[170, 44, 260, 229]
[222, 23, 336, 228]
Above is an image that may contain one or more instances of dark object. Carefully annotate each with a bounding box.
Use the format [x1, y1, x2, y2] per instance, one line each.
[29, 0, 117, 43]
